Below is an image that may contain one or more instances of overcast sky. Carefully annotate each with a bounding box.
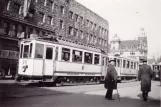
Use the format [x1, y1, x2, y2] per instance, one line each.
[76, 0, 161, 59]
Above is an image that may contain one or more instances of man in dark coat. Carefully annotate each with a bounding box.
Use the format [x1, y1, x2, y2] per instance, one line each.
[138, 59, 153, 101]
[104, 59, 118, 100]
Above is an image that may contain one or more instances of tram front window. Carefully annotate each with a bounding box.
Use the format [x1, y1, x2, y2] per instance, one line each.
[35, 43, 44, 59]
[23, 45, 29, 58]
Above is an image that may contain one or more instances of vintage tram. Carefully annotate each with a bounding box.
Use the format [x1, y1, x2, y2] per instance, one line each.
[16, 36, 139, 84]
[108, 55, 139, 81]
[151, 63, 161, 80]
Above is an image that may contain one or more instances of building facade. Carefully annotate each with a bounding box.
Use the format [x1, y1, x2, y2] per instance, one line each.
[0, 0, 109, 53]
[109, 29, 148, 63]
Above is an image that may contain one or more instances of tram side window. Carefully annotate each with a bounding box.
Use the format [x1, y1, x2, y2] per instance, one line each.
[72, 50, 82, 62]
[131, 62, 133, 69]
[84, 52, 93, 64]
[94, 54, 100, 65]
[46, 47, 53, 60]
[117, 59, 120, 67]
[102, 57, 105, 65]
[61, 48, 70, 61]
[157, 65, 159, 70]
[134, 62, 136, 69]
[123, 60, 126, 68]
[55, 47, 58, 61]
[106, 57, 109, 66]
[120, 59, 122, 68]
[127, 61, 130, 68]
[35, 43, 44, 59]
[23, 45, 29, 58]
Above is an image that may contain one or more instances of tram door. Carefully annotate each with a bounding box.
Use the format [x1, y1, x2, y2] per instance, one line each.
[43, 46, 55, 76]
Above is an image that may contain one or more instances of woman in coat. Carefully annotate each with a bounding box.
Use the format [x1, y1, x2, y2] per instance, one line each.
[104, 59, 118, 100]
[138, 59, 153, 101]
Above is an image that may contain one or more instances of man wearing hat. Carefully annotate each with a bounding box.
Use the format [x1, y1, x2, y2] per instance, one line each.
[138, 58, 153, 101]
[104, 58, 118, 100]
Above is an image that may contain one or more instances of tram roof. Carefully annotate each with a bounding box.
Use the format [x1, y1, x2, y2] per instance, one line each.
[21, 37, 102, 53]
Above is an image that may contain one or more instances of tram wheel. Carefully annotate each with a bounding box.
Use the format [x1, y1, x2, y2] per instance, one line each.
[0, 68, 5, 80]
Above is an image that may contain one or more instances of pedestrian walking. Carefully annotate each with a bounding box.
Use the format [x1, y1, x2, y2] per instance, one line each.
[138, 58, 153, 101]
[104, 58, 118, 100]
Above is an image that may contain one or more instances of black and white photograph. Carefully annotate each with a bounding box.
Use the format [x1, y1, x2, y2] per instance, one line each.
[0, 0, 160, 107]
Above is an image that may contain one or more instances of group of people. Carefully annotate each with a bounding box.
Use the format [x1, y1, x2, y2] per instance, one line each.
[104, 58, 153, 101]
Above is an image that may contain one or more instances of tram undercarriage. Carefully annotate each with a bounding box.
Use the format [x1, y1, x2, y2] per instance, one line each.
[16, 75, 103, 86]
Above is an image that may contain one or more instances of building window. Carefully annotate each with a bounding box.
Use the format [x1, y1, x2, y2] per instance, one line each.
[94, 37, 97, 44]
[7, 1, 11, 11]
[74, 14, 78, 22]
[9, 24, 17, 37]
[4, 22, 9, 35]
[39, 12, 45, 23]
[12, 2, 21, 14]
[47, 0, 53, 9]
[65, 0, 70, 3]
[28, 28, 33, 38]
[51, 2, 54, 11]
[60, 20, 64, 29]
[94, 24, 97, 30]
[54, 4, 58, 11]
[79, 16, 83, 24]
[69, 11, 73, 19]
[86, 33, 89, 41]
[44, 0, 47, 6]
[86, 20, 89, 27]
[47, 16, 52, 25]
[72, 50, 82, 62]
[60, 6, 64, 15]
[90, 22, 93, 29]
[90, 34, 93, 44]
[80, 30, 83, 39]
[68, 26, 73, 35]
[73, 28, 78, 37]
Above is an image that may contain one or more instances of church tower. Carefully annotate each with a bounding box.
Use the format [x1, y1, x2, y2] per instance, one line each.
[138, 28, 148, 60]
[110, 34, 121, 55]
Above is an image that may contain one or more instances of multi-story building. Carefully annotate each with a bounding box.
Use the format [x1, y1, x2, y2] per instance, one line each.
[109, 28, 148, 63]
[0, 0, 109, 78]
[68, 0, 109, 52]
[0, 0, 109, 52]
